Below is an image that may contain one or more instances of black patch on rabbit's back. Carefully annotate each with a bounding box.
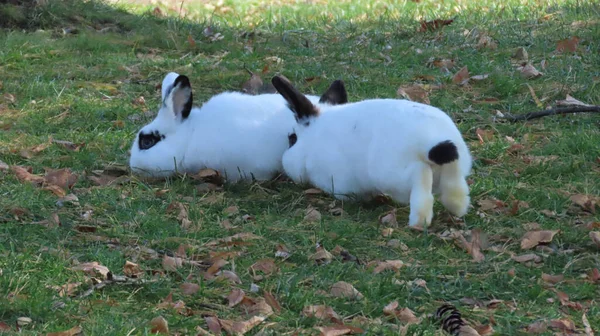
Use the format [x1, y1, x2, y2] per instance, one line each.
[428, 140, 458, 165]
[138, 130, 165, 150]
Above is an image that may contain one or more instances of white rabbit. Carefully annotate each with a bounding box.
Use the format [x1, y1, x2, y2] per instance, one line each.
[271, 75, 472, 227]
[129, 72, 348, 182]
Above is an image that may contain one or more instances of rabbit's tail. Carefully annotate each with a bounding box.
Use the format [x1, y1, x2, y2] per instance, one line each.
[427, 140, 458, 165]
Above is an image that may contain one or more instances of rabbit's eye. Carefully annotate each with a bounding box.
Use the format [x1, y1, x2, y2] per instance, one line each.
[138, 131, 163, 150]
[288, 133, 298, 148]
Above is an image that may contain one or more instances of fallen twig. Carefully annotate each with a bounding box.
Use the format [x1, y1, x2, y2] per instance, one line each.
[501, 106, 600, 121]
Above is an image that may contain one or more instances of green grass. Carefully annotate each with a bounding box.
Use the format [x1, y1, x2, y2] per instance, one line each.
[1, 0, 600, 334]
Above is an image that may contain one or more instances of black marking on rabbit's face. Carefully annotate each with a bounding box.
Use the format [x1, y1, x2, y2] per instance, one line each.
[288, 133, 298, 148]
[138, 130, 165, 150]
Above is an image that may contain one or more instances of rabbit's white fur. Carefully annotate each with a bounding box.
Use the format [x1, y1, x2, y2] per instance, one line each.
[129, 72, 340, 182]
[273, 77, 472, 227]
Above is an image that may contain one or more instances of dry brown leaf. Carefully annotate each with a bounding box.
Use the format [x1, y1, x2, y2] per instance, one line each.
[149, 316, 169, 334]
[316, 325, 352, 336]
[53, 282, 81, 297]
[457, 325, 483, 336]
[330, 281, 363, 300]
[70, 262, 110, 279]
[379, 209, 397, 226]
[46, 326, 83, 336]
[304, 207, 322, 222]
[11, 166, 45, 185]
[304, 188, 323, 195]
[180, 282, 200, 296]
[418, 19, 454, 32]
[302, 305, 341, 323]
[556, 36, 580, 53]
[381, 228, 394, 237]
[512, 253, 542, 263]
[0, 322, 10, 331]
[525, 321, 547, 333]
[429, 58, 456, 69]
[512, 47, 529, 61]
[228, 288, 246, 307]
[556, 94, 592, 107]
[452, 66, 470, 85]
[518, 63, 543, 79]
[397, 84, 430, 104]
[309, 245, 333, 265]
[275, 244, 291, 259]
[476, 33, 497, 50]
[123, 261, 143, 278]
[216, 270, 242, 284]
[250, 259, 276, 275]
[475, 128, 494, 144]
[590, 232, 600, 248]
[520, 230, 559, 250]
[383, 301, 420, 324]
[263, 291, 281, 314]
[571, 194, 596, 213]
[541, 273, 564, 284]
[549, 318, 576, 332]
[582, 313, 594, 336]
[219, 315, 266, 335]
[242, 72, 264, 95]
[451, 230, 485, 262]
[205, 316, 222, 334]
[162, 255, 183, 272]
[589, 268, 600, 282]
[373, 260, 405, 274]
[44, 168, 78, 191]
[474, 324, 494, 336]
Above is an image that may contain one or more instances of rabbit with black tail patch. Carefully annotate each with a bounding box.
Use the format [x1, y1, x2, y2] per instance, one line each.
[129, 72, 348, 182]
[271, 75, 472, 227]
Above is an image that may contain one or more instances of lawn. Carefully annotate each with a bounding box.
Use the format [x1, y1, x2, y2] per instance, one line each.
[1, 0, 599, 335]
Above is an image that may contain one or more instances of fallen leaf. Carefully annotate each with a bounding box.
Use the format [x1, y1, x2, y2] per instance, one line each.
[219, 315, 266, 335]
[428, 57, 455, 70]
[309, 245, 333, 265]
[520, 230, 559, 250]
[264, 291, 281, 314]
[372, 260, 405, 274]
[397, 84, 430, 104]
[419, 19, 454, 32]
[541, 273, 564, 284]
[518, 63, 543, 79]
[0, 159, 8, 171]
[381, 228, 394, 237]
[571, 194, 596, 213]
[205, 316, 222, 334]
[53, 282, 82, 297]
[476, 33, 497, 50]
[11, 165, 45, 185]
[304, 207, 322, 222]
[149, 316, 169, 334]
[582, 313, 594, 336]
[123, 261, 143, 278]
[180, 282, 200, 295]
[275, 244, 291, 259]
[330, 281, 363, 300]
[244, 297, 274, 317]
[556, 94, 592, 107]
[549, 318, 576, 332]
[452, 66, 470, 85]
[512, 47, 529, 61]
[250, 259, 276, 277]
[70, 262, 110, 279]
[590, 268, 600, 282]
[512, 253, 542, 263]
[457, 325, 483, 336]
[590, 232, 600, 247]
[451, 230, 485, 262]
[383, 301, 420, 324]
[474, 324, 494, 335]
[525, 321, 547, 333]
[556, 36, 580, 53]
[46, 326, 83, 336]
[302, 305, 341, 323]
[316, 325, 353, 336]
[0, 322, 10, 331]
[162, 255, 183, 272]
[242, 72, 264, 95]
[167, 201, 193, 229]
[477, 198, 505, 211]
[228, 288, 246, 308]
[379, 209, 397, 226]
[475, 128, 494, 143]
[304, 188, 323, 195]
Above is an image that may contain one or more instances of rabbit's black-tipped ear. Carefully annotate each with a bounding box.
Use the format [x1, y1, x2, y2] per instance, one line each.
[319, 80, 347, 105]
[165, 75, 193, 120]
[271, 75, 319, 123]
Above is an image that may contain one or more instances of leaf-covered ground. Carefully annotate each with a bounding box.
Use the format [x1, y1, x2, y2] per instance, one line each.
[1, 0, 599, 335]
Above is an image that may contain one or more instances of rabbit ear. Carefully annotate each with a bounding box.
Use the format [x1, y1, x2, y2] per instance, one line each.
[319, 79, 347, 105]
[161, 72, 181, 101]
[164, 75, 193, 120]
[271, 75, 319, 122]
